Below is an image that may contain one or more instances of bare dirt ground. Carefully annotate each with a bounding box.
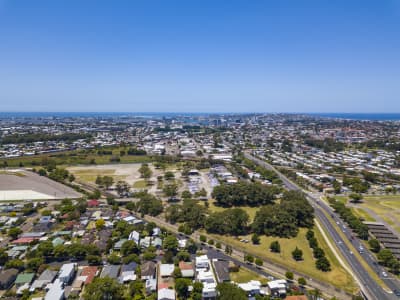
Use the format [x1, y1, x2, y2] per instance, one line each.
[68, 163, 165, 194]
[0, 169, 81, 201]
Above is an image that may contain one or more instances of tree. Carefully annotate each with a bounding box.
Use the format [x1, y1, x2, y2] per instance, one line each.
[87, 255, 102, 265]
[173, 266, 182, 278]
[212, 181, 279, 207]
[163, 235, 179, 254]
[107, 253, 121, 265]
[368, 239, 381, 253]
[139, 163, 152, 180]
[176, 278, 191, 299]
[5, 259, 24, 270]
[0, 249, 8, 265]
[116, 180, 130, 197]
[251, 233, 260, 245]
[292, 247, 303, 261]
[95, 218, 105, 230]
[216, 282, 247, 300]
[83, 277, 124, 300]
[255, 258, 263, 266]
[38, 241, 54, 257]
[102, 176, 114, 189]
[38, 168, 47, 176]
[377, 249, 395, 266]
[122, 254, 140, 265]
[27, 257, 44, 271]
[163, 183, 178, 198]
[270, 241, 281, 253]
[316, 256, 331, 272]
[332, 180, 341, 194]
[185, 239, 198, 254]
[164, 171, 175, 180]
[121, 240, 139, 256]
[177, 251, 191, 262]
[285, 271, 294, 280]
[244, 254, 254, 263]
[313, 247, 325, 259]
[298, 277, 307, 286]
[200, 235, 207, 243]
[8, 227, 22, 239]
[181, 190, 192, 199]
[205, 208, 249, 236]
[349, 193, 363, 203]
[135, 193, 163, 216]
[225, 245, 232, 255]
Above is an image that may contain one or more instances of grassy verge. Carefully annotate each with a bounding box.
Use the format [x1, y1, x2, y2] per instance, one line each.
[208, 227, 356, 292]
[320, 207, 387, 289]
[230, 267, 266, 284]
[351, 207, 376, 222]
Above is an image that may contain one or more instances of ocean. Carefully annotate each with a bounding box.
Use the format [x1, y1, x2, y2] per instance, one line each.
[0, 112, 400, 121]
[307, 113, 400, 121]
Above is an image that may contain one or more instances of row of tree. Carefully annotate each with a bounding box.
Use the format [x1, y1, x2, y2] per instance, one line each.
[327, 197, 369, 240]
[211, 181, 280, 207]
[306, 230, 331, 272]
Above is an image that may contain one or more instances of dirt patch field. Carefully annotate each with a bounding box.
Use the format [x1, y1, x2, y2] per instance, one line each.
[0, 169, 81, 201]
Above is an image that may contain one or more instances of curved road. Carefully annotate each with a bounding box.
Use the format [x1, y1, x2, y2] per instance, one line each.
[244, 151, 400, 300]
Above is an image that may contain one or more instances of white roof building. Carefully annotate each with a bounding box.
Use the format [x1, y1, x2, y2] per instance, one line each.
[158, 288, 176, 300]
[195, 255, 209, 269]
[160, 264, 175, 277]
[44, 279, 64, 300]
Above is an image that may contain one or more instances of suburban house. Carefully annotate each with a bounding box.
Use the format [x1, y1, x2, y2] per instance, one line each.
[179, 261, 194, 278]
[0, 268, 18, 290]
[119, 262, 138, 283]
[158, 287, 176, 300]
[100, 265, 120, 279]
[212, 260, 230, 283]
[30, 269, 58, 292]
[160, 264, 174, 278]
[59, 263, 76, 284]
[45, 279, 64, 300]
[141, 261, 157, 280]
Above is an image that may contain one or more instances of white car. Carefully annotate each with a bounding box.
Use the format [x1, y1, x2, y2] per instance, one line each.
[382, 271, 388, 277]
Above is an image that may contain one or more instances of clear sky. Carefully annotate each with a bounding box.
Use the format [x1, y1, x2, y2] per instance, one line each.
[0, 0, 399, 113]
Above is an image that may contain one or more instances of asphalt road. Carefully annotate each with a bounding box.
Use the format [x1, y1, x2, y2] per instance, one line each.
[243, 151, 400, 300]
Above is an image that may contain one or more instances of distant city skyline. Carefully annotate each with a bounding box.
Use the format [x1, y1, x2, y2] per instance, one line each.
[1, 0, 400, 112]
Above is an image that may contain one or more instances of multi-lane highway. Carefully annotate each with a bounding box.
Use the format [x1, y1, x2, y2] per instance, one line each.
[243, 151, 400, 300]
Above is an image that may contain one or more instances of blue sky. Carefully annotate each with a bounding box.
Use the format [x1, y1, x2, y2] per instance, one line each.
[0, 0, 399, 112]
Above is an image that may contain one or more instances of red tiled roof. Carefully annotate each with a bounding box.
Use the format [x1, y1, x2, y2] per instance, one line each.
[158, 282, 169, 290]
[179, 261, 193, 270]
[87, 199, 100, 207]
[81, 266, 98, 284]
[12, 237, 36, 244]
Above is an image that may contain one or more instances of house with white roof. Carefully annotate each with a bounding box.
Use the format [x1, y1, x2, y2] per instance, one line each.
[158, 287, 175, 300]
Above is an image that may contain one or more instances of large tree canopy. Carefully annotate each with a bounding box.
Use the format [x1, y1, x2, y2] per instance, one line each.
[212, 181, 280, 207]
[83, 277, 124, 300]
